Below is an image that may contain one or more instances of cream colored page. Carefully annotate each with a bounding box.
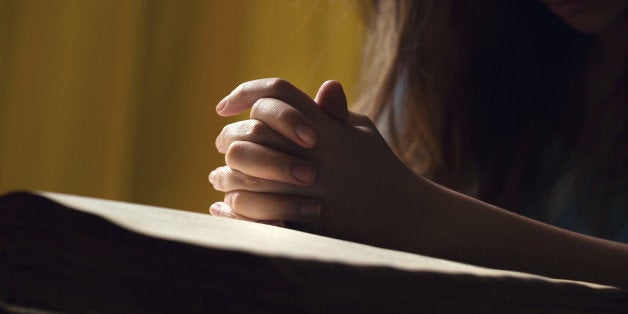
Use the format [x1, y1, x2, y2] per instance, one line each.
[39, 191, 609, 288]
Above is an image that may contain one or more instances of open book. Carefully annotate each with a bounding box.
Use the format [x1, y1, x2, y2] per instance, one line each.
[1, 191, 626, 313]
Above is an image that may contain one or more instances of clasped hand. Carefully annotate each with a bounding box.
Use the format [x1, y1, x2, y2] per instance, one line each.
[209, 78, 425, 245]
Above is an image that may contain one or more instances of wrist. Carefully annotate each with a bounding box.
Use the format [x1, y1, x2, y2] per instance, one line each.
[373, 167, 435, 254]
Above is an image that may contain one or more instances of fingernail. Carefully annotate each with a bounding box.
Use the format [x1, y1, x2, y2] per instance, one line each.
[216, 95, 229, 113]
[209, 203, 222, 216]
[299, 204, 320, 219]
[292, 164, 315, 184]
[295, 124, 317, 147]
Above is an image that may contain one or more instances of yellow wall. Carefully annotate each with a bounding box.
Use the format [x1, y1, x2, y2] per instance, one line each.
[0, 0, 364, 212]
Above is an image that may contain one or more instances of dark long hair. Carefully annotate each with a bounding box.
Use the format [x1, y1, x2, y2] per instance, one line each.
[356, 0, 627, 238]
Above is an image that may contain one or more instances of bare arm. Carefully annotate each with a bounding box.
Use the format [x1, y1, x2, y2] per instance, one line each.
[209, 78, 628, 289]
[402, 176, 628, 288]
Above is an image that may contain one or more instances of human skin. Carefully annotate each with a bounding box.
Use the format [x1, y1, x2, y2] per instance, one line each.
[210, 79, 422, 243]
[208, 3, 628, 287]
[209, 78, 628, 289]
[210, 1, 628, 225]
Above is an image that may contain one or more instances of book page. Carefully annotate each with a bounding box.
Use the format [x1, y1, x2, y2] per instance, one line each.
[39, 191, 610, 288]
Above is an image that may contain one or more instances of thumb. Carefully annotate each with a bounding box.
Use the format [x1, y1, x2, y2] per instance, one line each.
[314, 80, 348, 123]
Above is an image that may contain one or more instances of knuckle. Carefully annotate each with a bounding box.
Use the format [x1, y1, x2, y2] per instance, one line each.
[219, 123, 231, 136]
[226, 191, 242, 209]
[225, 140, 256, 167]
[266, 78, 290, 93]
[250, 98, 269, 117]
[225, 141, 247, 163]
[251, 97, 299, 124]
[208, 171, 215, 186]
[241, 174, 262, 190]
[227, 140, 247, 153]
[215, 125, 231, 151]
[251, 98, 284, 121]
[275, 106, 299, 123]
[247, 120, 270, 139]
[214, 137, 222, 152]
[225, 168, 262, 191]
[231, 81, 246, 97]
[208, 169, 222, 191]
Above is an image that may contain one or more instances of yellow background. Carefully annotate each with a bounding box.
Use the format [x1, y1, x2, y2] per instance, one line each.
[0, 0, 363, 212]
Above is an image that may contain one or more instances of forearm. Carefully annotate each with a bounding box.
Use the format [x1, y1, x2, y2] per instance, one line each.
[400, 176, 628, 289]
[210, 78, 628, 288]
